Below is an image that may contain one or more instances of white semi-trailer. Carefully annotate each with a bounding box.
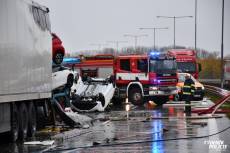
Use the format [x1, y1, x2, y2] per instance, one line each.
[0, 0, 52, 141]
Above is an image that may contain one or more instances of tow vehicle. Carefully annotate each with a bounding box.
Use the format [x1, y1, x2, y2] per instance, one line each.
[0, 0, 53, 141]
[168, 49, 201, 79]
[114, 51, 178, 105]
[0, 0, 80, 141]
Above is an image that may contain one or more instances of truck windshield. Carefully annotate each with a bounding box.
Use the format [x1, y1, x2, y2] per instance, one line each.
[149, 59, 177, 72]
[177, 62, 196, 73]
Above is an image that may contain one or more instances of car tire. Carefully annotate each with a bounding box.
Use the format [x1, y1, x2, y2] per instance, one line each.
[18, 103, 28, 141]
[66, 74, 74, 89]
[53, 52, 64, 65]
[97, 93, 105, 107]
[27, 102, 36, 137]
[128, 88, 143, 105]
[9, 103, 19, 142]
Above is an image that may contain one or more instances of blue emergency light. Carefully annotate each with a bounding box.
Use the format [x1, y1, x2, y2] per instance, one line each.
[149, 51, 161, 58]
[63, 57, 81, 64]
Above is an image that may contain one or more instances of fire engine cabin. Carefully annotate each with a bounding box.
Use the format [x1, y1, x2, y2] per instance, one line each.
[114, 52, 178, 105]
[74, 54, 114, 78]
[168, 49, 201, 79]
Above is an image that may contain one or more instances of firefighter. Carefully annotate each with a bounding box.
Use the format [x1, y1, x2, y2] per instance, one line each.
[182, 74, 195, 116]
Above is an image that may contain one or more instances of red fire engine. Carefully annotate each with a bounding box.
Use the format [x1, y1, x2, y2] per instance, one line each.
[74, 54, 114, 78]
[168, 49, 201, 79]
[114, 52, 178, 105]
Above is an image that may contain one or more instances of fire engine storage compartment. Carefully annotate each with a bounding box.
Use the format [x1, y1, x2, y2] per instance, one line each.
[71, 77, 115, 112]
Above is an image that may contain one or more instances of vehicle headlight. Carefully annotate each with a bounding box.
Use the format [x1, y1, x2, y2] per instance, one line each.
[149, 86, 158, 91]
[176, 86, 181, 92]
[201, 86, 205, 90]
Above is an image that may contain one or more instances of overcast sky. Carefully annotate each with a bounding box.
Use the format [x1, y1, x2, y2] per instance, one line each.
[35, 0, 230, 56]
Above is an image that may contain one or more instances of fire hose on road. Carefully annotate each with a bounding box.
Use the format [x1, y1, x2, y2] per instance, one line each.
[192, 85, 230, 115]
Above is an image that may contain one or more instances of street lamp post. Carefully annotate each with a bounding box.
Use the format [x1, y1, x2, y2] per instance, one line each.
[157, 16, 193, 49]
[124, 34, 148, 51]
[140, 27, 168, 50]
[195, 0, 197, 52]
[221, 0, 225, 88]
[107, 41, 128, 55]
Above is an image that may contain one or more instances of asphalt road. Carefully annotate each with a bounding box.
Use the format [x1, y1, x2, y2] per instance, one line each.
[0, 101, 230, 153]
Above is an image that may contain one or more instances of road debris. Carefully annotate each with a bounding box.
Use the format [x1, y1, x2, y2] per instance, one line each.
[24, 140, 55, 146]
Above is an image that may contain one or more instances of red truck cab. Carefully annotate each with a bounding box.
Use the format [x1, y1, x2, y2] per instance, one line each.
[168, 49, 201, 79]
[114, 52, 178, 105]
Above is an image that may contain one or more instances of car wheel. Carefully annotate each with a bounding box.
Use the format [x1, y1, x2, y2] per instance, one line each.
[128, 88, 143, 105]
[18, 103, 28, 141]
[27, 102, 36, 137]
[66, 74, 74, 88]
[53, 52, 63, 65]
[97, 93, 105, 107]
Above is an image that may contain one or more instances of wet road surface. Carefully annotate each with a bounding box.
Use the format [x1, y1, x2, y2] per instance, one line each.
[0, 100, 230, 153]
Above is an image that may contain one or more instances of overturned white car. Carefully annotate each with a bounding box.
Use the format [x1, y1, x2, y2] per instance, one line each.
[71, 77, 115, 112]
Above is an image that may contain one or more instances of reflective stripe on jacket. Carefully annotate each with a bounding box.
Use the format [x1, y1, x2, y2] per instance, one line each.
[182, 78, 195, 96]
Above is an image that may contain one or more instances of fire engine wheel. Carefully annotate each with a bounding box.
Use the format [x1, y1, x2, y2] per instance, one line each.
[27, 102, 36, 137]
[53, 52, 64, 65]
[129, 88, 143, 105]
[9, 103, 19, 142]
[18, 103, 28, 141]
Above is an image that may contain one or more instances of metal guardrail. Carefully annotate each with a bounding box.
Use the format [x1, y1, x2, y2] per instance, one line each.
[200, 79, 229, 90]
[193, 85, 230, 115]
[204, 84, 230, 97]
[199, 79, 221, 84]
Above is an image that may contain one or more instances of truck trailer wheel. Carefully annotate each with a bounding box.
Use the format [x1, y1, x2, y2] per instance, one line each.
[9, 103, 19, 142]
[129, 88, 143, 105]
[27, 102, 36, 137]
[18, 103, 28, 141]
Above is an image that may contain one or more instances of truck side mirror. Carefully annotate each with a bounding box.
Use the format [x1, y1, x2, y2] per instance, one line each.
[198, 63, 202, 72]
